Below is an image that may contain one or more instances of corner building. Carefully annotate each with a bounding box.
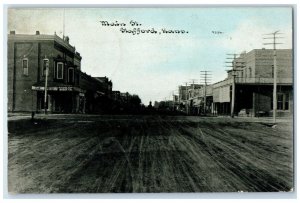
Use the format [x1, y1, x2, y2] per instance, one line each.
[8, 31, 92, 113]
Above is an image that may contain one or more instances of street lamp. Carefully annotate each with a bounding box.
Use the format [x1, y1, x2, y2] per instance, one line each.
[44, 57, 49, 114]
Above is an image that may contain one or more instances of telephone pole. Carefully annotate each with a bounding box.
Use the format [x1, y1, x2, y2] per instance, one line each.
[185, 82, 189, 115]
[173, 89, 179, 111]
[263, 30, 284, 123]
[42, 56, 50, 115]
[225, 54, 245, 118]
[200, 71, 212, 115]
[178, 85, 181, 104]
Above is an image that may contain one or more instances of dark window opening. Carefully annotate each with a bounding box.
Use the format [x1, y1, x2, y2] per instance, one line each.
[57, 63, 64, 79]
[68, 68, 74, 83]
[277, 94, 283, 110]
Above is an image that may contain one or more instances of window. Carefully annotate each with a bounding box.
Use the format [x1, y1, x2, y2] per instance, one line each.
[277, 94, 283, 110]
[277, 93, 289, 111]
[68, 68, 74, 83]
[56, 62, 64, 79]
[248, 67, 252, 78]
[42, 59, 49, 77]
[22, 58, 28, 75]
[285, 93, 289, 110]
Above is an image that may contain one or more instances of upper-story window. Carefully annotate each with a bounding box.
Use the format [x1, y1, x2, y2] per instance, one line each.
[56, 62, 64, 79]
[22, 58, 28, 76]
[68, 67, 74, 83]
[42, 59, 49, 77]
[248, 67, 252, 78]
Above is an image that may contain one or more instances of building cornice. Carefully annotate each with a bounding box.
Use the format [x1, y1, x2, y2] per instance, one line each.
[8, 34, 76, 54]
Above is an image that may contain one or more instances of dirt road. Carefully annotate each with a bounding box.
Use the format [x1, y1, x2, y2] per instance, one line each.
[7, 115, 293, 193]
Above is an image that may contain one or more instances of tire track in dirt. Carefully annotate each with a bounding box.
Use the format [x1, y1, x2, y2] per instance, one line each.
[178, 123, 292, 191]
[201, 125, 293, 190]
[172, 121, 264, 191]
[8, 116, 293, 193]
[158, 118, 220, 192]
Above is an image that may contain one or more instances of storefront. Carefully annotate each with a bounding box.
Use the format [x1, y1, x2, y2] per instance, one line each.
[32, 85, 86, 113]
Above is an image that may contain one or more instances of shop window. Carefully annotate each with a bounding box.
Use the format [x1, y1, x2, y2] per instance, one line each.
[277, 94, 283, 110]
[56, 62, 64, 79]
[285, 93, 289, 110]
[22, 58, 28, 75]
[277, 93, 289, 111]
[271, 93, 290, 111]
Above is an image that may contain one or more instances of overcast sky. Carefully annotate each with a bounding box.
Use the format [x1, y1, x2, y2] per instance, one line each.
[8, 7, 293, 104]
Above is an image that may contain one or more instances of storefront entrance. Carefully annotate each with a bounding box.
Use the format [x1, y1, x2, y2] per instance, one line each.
[36, 91, 85, 113]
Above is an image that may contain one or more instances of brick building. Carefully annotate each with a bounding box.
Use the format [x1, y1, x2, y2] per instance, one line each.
[79, 73, 114, 114]
[212, 49, 293, 117]
[178, 84, 203, 113]
[189, 85, 213, 115]
[8, 31, 113, 113]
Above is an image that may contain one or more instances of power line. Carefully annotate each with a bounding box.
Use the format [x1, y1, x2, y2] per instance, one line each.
[263, 30, 284, 123]
[200, 70, 212, 115]
[225, 53, 245, 117]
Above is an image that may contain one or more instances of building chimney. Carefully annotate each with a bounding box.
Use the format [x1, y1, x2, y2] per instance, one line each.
[36, 31, 40, 35]
[10, 31, 15, 35]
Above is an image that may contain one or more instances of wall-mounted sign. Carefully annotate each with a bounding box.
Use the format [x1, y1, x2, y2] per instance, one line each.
[32, 86, 73, 91]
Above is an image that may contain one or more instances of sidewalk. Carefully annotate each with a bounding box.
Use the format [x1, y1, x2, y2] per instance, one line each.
[185, 115, 293, 124]
[7, 113, 32, 121]
[7, 112, 101, 121]
[230, 116, 293, 124]
[7, 112, 69, 121]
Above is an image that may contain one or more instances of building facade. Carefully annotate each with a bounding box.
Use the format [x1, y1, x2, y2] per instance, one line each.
[8, 31, 113, 114]
[213, 49, 293, 117]
[178, 84, 203, 114]
[173, 49, 293, 117]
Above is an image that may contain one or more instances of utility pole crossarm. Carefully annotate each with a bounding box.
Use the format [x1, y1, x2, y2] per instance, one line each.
[263, 30, 284, 123]
[200, 70, 212, 115]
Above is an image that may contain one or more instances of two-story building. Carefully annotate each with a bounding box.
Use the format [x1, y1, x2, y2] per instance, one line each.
[79, 73, 113, 114]
[212, 49, 293, 117]
[178, 84, 203, 114]
[8, 31, 113, 114]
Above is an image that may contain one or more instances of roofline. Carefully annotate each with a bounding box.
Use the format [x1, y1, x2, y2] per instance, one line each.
[8, 33, 78, 54]
[242, 48, 292, 56]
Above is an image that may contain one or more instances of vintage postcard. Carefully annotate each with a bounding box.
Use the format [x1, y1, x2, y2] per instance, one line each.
[6, 6, 294, 193]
